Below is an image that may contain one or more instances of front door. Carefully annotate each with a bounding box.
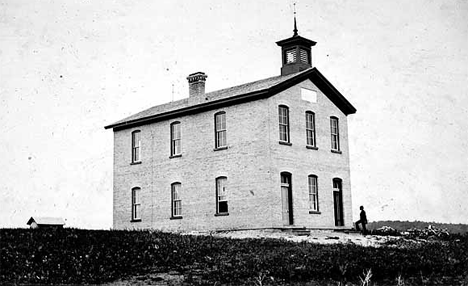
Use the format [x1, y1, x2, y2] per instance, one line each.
[281, 173, 293, 225]
[333, 179, 344, 226]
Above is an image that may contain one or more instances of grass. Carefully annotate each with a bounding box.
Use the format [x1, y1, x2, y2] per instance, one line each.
[1, 228, 467, 285]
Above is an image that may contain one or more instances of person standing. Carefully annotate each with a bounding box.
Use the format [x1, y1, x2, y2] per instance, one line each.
[355, 206, 368, 235]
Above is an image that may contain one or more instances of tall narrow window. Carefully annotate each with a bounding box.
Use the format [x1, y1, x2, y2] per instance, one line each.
[279, 106, 290, 143]
[215, 112, 227, 149]
[171, 183, 182, 217]
[308, 175, 319, 212]
[330, 117, 340, 151]
[216, 177, 228, 214]
[306, 112, 316, 147]
[131, 130, 141, 163]
[170, 122, 181, 156]
[131, 187, 141, 221]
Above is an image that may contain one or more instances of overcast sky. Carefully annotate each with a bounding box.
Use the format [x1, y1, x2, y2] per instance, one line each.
[1, 0, 467, 228]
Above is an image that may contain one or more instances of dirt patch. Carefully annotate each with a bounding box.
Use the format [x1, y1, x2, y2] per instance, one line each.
[206, 229, 402, 247]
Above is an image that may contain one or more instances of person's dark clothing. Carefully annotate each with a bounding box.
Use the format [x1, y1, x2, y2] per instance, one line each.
[355, 210, 367, 234]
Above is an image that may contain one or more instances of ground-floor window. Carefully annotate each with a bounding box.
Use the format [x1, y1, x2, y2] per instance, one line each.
[171, 183, 182, 217]
[131, 187, 141, 221]
[216, 177, 228, 214]
[308, 175, 319, 211]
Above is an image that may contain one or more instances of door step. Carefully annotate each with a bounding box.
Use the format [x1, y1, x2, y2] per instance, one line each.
[334, 228, 360, 234]
[280, 227, 310, 236]
[292, 229, 310, 236]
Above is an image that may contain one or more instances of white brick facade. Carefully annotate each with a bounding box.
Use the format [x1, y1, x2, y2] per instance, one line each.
[111, 78, 354, 231]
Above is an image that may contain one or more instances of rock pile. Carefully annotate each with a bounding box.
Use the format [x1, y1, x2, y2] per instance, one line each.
[372, 224, 451, 240]
[405, 225, 450, 240]
[372, 226, 400, 236]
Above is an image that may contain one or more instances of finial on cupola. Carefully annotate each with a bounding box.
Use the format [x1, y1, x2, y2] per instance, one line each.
[276, 2, 317, 75]
[293, 3, 298, 36]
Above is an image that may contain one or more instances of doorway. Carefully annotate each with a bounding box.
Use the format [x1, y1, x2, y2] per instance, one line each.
[333, 178, 344, 226]
[281, 172, 293, 225]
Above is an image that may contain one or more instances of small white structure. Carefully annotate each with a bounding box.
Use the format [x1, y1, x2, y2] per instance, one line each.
[27, 217, 65, 229]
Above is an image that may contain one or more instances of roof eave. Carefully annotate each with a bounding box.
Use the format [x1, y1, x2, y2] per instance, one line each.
[105, 89, 271, 131]
[276, 36, 317, 47]
[311, 69, 357, 115]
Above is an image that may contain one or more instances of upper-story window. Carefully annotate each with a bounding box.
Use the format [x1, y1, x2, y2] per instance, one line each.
[131, 187, 141, 221]
[171, 183, 182, 218]
[216, 177, 228, 214]
[278, 105, 290, 143]
[306, 112, 316, 147]
[170, 122, 181, 156]
[215, 112, 227, 149]
[285, 49, 297, 63]
[308, 175, 319, 212]
[330, 117, 340, 152]
[131, 130, 141, 163]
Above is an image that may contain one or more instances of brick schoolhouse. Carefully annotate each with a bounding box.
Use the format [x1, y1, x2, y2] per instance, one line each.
[105, 22, 357, 231]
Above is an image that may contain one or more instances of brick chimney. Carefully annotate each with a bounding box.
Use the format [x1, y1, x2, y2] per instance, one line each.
[187, 72, 208, 98]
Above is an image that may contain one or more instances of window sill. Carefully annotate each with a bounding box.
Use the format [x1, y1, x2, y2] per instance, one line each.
[170, 216, 183, 220]
[309, 211, 321, 214]
[130, 219, 141, 222]
[130, 161, 142, 165]
[306, 146, 318, 150]
[279, 141, 292, 146]
[214, 146, 228, 151]
[331, 150, 342, 154]
[169, 154, 182, 159]
[214, 213, 229, 217]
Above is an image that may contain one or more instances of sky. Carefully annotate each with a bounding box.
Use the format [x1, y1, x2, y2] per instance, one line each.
[1, 0, 467, 229]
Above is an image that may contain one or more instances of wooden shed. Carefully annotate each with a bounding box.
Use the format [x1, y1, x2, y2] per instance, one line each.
[27, 217, 65, 229]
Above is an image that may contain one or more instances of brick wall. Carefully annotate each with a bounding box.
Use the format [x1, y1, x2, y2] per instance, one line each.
[112, 79, 353, 231]
[266, 79, 353, 229]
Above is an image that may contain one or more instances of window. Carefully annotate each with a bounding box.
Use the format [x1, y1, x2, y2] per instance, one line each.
[215, 112, 227, 149]
[306, 112, 316, 147]
[330, 117, 340, 151]
[171, 183, 182, 217]
[170, 122, 181, 156]
[286, 49, 296, 63]
[300, 48, 309, 64]
[308, 175, 319, 212]
[333, 179, 342, 191]
[131, 187, 141, 221]
[278, 106, 290, 143]
[216, 177, 228, 214]
[131, 130, 141, 163]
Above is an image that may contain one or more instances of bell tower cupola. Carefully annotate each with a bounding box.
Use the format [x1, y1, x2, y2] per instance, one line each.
[276, 15, 316, 76]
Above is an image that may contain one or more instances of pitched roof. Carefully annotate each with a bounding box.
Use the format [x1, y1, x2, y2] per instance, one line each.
[27, 217, 65, 226]
[105, 67, 356, 131]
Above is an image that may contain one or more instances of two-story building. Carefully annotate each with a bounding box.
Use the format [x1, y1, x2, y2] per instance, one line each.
[105, 23, 357, 231]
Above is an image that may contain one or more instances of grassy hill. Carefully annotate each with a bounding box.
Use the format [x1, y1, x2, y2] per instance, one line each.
[368, 220, 468, 234]
[1, 228, 467, 285]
